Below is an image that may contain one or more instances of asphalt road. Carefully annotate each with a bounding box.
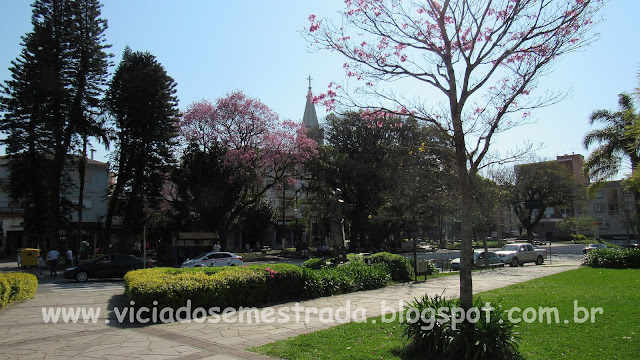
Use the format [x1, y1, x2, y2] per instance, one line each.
[407, 242, 586, 261]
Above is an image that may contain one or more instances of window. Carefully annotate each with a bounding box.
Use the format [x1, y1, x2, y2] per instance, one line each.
[97, 255, 112, 264]
[594, 204, 605, 213]
[596, 191, 604, 198]
[544, 207, 555, 218]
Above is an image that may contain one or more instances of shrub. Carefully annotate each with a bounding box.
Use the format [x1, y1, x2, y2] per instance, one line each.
[125, 261, 392, 311]
[247, 263, 306, 303]
[403, 294, 522, 360]
[346, 253, 364, 262]
[304, 262, 390, 297]
[370, 252, 413, 281]
[570, 233, 587, 243]
[582, 248, 640, 269]
[126, 264, 309, 310]
[0, 272, 38, 307]
[302, 257, 329, 270]
[0, 276, 8, 307]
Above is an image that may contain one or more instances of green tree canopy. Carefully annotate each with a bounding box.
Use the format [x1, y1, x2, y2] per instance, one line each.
[104, 47, 179, 249]
[0, 0, 111, 249]
[503, 161, 583, 242]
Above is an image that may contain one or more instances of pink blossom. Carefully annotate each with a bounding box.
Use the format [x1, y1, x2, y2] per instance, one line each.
[179, 91, 317, 190]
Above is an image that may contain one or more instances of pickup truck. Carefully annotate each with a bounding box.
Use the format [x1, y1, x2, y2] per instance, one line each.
[495, 243, 547, 267]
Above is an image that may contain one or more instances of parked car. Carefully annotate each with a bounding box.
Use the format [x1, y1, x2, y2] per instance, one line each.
[496, 243, 546, 267]
[180, 252, 243, 268]
[583, 243, 607, 254]
[451, 251, 505, 271]
[64, 254, 151, 282]
[624, 244, 639, 250]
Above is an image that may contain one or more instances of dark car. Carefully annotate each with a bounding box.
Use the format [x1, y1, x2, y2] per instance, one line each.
[624, 244, 640, 250]
[64, 253, 150, 282]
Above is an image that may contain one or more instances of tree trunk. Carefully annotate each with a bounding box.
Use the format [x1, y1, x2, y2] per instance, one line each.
[453, 116, 474, 310]
[526, 227, 534, 243]
[458, 190, 475, 310]
[76, 137, 88, 255]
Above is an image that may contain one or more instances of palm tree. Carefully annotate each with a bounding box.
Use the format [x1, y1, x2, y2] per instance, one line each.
[583, 93, 640, 181]
[583, 92, 640, 236]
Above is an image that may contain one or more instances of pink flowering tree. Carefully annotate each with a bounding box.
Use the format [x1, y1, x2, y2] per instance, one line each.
[178, 91, 318, 243]
[305, 0, 604, 309]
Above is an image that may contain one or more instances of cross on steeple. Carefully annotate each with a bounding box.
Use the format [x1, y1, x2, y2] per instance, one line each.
[307, 75, 313, 93]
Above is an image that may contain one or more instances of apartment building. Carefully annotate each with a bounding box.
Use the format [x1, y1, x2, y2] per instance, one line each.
[0, 155, 109, 256]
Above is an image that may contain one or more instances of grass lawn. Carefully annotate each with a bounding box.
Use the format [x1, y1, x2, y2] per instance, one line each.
[251, 267, 640, 359]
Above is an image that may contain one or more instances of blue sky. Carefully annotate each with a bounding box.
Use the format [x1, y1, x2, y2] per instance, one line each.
[1, 1, 639, 175]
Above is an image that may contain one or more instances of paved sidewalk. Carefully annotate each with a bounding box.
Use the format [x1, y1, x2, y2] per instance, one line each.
[0, 256, 581, 360]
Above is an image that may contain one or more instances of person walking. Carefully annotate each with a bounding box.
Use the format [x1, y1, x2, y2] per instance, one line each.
[38, 255, 45, 277]
[66, 249, 73, 267]
[133, 241, 141, 258]
[213, 241, 221, 252]
[47, 249, 60, 277]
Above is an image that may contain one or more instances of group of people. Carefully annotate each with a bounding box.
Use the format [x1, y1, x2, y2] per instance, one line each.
[38, 248, 74, 277]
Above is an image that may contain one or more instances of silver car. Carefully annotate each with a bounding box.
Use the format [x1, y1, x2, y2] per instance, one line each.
[181, 252, 243, 268]
[451, 251, 505, 271]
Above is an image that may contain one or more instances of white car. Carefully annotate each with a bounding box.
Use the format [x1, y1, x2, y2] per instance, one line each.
[181, 252, 243, 268]
[496, 243, 546, 267]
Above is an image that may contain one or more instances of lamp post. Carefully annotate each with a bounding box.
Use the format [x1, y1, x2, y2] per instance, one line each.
[281, 182, 286, 251]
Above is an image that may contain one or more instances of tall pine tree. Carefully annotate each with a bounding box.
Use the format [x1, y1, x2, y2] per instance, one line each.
[0, 0, 111, 250]
[104, 47, 179, 250]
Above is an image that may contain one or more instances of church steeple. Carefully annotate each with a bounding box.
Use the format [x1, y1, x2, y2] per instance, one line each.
[303, 75, 319, 130]
[303, 76, 323, 144]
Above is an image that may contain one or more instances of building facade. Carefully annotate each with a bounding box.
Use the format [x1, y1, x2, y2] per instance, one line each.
[519, 154, 637, 243]
[0, 156, 109, 256]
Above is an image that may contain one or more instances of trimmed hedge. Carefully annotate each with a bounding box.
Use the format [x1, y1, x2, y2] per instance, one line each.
[125, 262, 391, 310]
[301, 257, 329, 270]
[0, 272, 38, 307]
[582, 248, 640, 269]
[370, 252, 413, 281]
[303, 262, 391, 298]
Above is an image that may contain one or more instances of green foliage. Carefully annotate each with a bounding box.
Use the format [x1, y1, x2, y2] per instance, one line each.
[0, 276, 8, 307]
[125, 262, 391, 311]
[504, 161, 583, 240]
[555, 216, 597, 236]
[370, 252, 412, 281]
[581, 248, 640, 268]
[0, 272, 38, 307]
[403, 295, 521, 360]
[105, 46, 179, 239]
[307, 112, 456, 248]
[584, 93, 640, 183]
[1, 0, 111, 245]
[171, 144, 247, 237]
[346, 253, 364, 262]
[571, 233, 588, 242]
[301, 257, 329, 270]
[304, 262, 391, 297]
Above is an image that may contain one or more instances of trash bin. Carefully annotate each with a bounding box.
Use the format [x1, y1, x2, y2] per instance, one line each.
[21, 248, 40, 268]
